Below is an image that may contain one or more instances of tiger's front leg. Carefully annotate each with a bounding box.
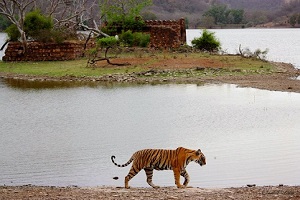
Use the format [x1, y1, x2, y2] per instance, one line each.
[173, 168, 185, 188]
[180, 169, 190, 187]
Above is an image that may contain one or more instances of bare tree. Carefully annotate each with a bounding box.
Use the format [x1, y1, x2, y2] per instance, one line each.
[0, 0, 109, 54]
[39, 0, 109, 37]
[0, 0, 35, 51]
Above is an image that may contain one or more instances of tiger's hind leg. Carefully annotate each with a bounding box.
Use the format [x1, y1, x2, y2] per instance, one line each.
[144, 168, 160, 188]
[125, 165, 142, 188]
[181, 169, 190, 187]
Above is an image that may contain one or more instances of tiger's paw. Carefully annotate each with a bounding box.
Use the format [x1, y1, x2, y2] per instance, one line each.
[177, 185, 186, 189]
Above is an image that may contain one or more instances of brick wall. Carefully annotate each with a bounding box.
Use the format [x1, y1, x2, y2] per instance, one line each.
[2, 41, 88, 62]
[145, 18, 186, 48]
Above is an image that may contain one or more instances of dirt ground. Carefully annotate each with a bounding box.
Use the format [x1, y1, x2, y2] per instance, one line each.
[94, 57, 300, 93]
[1, 185, 300, 200]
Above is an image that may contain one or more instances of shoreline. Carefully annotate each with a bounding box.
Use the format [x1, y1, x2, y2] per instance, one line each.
[1, 185, 299, 199]
[1, 61, 300, 93]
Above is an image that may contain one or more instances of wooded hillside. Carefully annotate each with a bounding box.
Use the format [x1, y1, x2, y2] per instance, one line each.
[146, 0, 300, 28]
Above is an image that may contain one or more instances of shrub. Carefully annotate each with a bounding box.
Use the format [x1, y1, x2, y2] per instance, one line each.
[120, 30, 134, 46]
[5, 10, 55, 42]
[133, 32, 150, 47]
[33, 27, 78, 43]
[5, 24, 20, 41]
[123, 17, 146, 32]
[97, 36, 119, 48]
[24, 10, 53, 40]
[119, 30, 150, 47]
[191, 29, 221, 52]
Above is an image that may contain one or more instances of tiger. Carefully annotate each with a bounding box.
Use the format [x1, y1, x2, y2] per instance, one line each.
[111, 147, 206, 188]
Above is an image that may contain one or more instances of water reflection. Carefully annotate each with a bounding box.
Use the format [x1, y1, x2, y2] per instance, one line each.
[1, 77, 146, 90]
[2, 78, 106, 89]
[0, 81, 300, 188]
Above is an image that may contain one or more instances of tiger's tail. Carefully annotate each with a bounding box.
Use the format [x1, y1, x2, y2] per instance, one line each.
[111, 155, 134, 167]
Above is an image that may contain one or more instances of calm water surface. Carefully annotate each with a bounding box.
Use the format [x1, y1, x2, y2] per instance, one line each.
[187, 29, 300, 69]
[1, 79, 300, 188]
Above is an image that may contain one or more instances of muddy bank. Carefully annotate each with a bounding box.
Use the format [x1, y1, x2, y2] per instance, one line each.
[1, 185, 299, 200]
[1, 61, 300, 93]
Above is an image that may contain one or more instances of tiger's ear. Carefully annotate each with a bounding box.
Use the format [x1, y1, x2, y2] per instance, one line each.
[196, 149, 201, 156]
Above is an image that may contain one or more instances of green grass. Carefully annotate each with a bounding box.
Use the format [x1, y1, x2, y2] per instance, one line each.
[0, 59, 145, 77]
[0, 52, 275, 79]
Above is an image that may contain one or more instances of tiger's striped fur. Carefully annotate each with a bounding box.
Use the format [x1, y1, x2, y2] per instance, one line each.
[111, 147, 206, 188]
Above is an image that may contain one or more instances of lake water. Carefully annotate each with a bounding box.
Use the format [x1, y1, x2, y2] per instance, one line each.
[187, 29, 300, 69]
[1, 79, 300, 188]
[1, 29, 300, 188]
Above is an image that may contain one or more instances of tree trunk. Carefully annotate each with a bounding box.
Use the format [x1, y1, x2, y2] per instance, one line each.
[17, 28, 28, 53]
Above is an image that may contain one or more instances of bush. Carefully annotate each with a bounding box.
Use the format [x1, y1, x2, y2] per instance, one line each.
[97, 36, 119, 48]
[123, 17, 146, 32]
[133, 32, 150, 47]
[24, 10, 53, 40]
[119, 30, 150, 47]
[120, 30, 134, 46]
[33, 27, 78, 43]
[5, 24, 20, 41]
[5, 10, 55, 42]
[191, 29, 221, 52]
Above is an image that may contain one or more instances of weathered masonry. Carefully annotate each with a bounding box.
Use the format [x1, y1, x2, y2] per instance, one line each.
[145, 18, 186, 49]
[2, 18, 186, 61]
[2, 41, 87, 61]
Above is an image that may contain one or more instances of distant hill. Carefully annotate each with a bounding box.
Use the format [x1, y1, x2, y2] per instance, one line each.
[217, 0, 284, 11]
[146, 0, 300, 28]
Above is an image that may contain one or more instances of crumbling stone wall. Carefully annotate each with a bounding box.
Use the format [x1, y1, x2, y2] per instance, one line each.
[2, 18, 186, 61]
[2, 41, 88, 61]
[145, 18, 186, 48]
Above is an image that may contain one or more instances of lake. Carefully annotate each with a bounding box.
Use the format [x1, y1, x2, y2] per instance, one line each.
[1, 79, 300, 188]
[187, 28, 300, 69]
[0, 29, 300, 188]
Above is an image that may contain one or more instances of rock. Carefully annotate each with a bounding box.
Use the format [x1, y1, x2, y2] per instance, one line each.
[247, 184, 256, 187]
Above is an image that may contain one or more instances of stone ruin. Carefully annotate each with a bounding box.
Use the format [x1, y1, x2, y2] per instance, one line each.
[2, 41, 89, 62]
[145, 18, 186, 49]
[2, 18, 186, 61]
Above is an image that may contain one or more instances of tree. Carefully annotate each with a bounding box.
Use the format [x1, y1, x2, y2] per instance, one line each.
[38, 0, 109, 37]
[0, 14, 11, 31]
[100, 0, 152, 32]
[87, 36, 130, 67]
[203, 4, 228, 24]
[1, 0, 110, 51]
[289, 14, 298, 27]
[24, 10, 53, 39]
[0, 0, 36, 51]
[191, 29, 221, 52]
[201, 16, 215, 28]
[229, 9, 244, 24]
[6, 10, 53, 41]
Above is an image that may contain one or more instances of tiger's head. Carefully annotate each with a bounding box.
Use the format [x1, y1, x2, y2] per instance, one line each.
[195, 149, 206, 166]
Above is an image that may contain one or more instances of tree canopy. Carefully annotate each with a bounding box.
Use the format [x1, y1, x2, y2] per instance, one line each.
[203, 4, 244, 25]
[99, 0, 152, 33]
[100, 0, 152, 23]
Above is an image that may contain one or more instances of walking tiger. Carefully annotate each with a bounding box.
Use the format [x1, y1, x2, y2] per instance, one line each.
[111, 147, 206, 188]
